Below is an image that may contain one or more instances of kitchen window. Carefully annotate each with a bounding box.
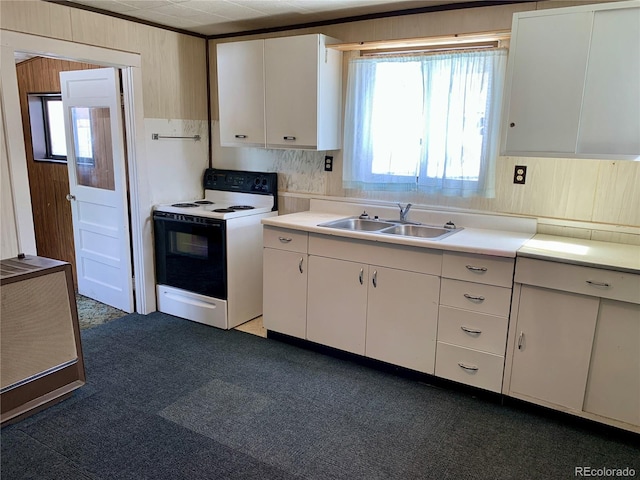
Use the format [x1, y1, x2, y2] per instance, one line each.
[343, 48, 507, 197]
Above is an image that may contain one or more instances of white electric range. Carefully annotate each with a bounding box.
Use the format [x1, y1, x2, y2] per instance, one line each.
[153, 168, 278, 329]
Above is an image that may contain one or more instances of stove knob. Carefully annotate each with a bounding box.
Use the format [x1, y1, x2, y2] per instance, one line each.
[254, 177, 261, 185]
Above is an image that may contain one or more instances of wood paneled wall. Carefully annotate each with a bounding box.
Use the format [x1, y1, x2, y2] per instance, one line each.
[16, 57, 98, 287]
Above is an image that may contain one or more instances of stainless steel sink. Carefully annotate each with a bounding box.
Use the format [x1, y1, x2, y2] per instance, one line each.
[318, 218, 396, 231]
[379, 224, 460, 240]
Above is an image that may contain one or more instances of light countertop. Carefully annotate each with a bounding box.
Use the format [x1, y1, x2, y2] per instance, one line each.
[262, 211, 535, 258]
[518, 234, 640, 274]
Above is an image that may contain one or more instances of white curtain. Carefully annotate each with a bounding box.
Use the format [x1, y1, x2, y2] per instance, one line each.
[343, 48, 507, 197]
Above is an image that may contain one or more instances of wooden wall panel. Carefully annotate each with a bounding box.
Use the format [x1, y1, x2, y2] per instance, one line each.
[16, 57, 99, 287]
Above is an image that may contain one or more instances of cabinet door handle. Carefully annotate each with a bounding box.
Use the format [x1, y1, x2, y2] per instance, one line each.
[586, 280, 610, 288]
[359, 268, 364, 285]
[461, 326, 482, 335]
[458, 362, 479, 372]
[234, 134, 247, 139]
[298, 257, 304, 274]
[518, 331, 525, 350]
[463, 293, 485, 302]
[372, 270, 377, 288]
[465, 265, 487, 272]
[283, 136, 296, 141]
[278, 237, 292, 243]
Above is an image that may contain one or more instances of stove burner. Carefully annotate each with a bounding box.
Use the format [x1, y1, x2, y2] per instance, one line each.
[194, 200, 214, 205]
[172, 203, 199, 208]
[229, 205, 255, 210]
[213, 208, 235, 213]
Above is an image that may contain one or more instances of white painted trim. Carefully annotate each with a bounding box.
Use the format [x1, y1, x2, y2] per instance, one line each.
[0, 29, 155, 314]
[0, 30, 141, 68]
[123, 66, 155, 314]
[0, 45, 36, 255]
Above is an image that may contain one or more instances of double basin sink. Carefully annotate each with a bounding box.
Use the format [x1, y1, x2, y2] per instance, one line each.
[318, 217, 461, 240]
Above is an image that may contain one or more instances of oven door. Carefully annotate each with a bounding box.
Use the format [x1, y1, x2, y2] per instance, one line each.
[153, 212, 226, 299]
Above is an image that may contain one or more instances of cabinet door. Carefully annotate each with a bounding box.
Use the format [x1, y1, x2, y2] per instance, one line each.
[583, 300, 640, 426]
[265, 35, 318, 148]
[509, 285, 598, 411]
[217, 40, 265, 147]
[503, 12, 592, 154]
[366, 266, 439, 374]
[307, 256, 367, 355]
[577, 7, 640, 155]
[263, 248, 307, 339]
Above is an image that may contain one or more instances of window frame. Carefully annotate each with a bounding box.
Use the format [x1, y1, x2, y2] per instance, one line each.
[27, 92, 68, 164]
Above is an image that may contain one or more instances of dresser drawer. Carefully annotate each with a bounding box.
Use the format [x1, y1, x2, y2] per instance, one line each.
[443, 252, 514, 288]
[515, 257, 640, 304]
[437, 306, 508, 355]
[435, 342, 505, 393]
[263, 226, 308, 253]
[440, 278, 512, 317]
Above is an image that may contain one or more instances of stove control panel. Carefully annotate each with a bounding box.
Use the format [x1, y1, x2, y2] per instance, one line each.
[203, 168, 277, 196]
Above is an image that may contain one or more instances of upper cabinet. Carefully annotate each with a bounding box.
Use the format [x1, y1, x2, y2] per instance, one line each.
[501, 1, 640, 159]
[216, 34, 343, 150]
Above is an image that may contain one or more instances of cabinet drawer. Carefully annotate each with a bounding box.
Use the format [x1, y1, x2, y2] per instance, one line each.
[263, 226, 308, 253]
[437, 306, 508, 356]
[440, 278, 512, 317]
[435, 342, 505, 393]
[515, 257, 640, 304]
[442, 252, 514, 288]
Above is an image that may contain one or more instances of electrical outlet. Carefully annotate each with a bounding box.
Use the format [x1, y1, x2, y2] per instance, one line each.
[514, 165, 527, 184]
[324, 155, 333, 172]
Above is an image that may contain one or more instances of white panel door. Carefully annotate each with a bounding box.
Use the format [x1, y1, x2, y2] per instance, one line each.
[60, 68, 133, 312]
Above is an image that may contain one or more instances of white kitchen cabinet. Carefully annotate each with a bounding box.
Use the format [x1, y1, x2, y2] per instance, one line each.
[217, 34, 342, 150]
[508, 284, 599, 411]
[263, 227, 308, 339]
[435, 252, 515, 393]
[306, 255, 368, 355]
[583, 300, 640, 427]
[505, 256, 640, 432]
[365, 266, 440, 374]
[216, 40, 265, 147]
[502, 1, 640, 158]
[306, 234, 442, 369]
[265, 34, 342, 150]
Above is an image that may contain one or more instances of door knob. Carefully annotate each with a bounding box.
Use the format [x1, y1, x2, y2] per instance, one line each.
[66, 194, 76, 201]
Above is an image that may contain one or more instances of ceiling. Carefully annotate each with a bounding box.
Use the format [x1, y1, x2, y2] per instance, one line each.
[57, 0, 496, 37]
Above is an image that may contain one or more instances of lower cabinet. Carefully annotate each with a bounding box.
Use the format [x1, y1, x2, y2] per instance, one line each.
[306, 256, 368, 354]
[508, 285, 599, 411]
[506, 257, 640, 432]
[306, 256, 440, 373]
[263, 248, 308, 339]
[262, 226, 309, 339]
[583, 299, 640, 427]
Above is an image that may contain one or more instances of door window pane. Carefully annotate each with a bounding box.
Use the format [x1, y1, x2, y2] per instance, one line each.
[71, 107, 115, 190]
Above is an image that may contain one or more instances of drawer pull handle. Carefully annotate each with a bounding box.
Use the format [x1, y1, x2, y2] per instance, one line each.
[278, 237, 292, 243]
[518, 331, 525, 350]
[458, 362, 479, 372]
[465, 265, 488, 272]
[464, 293, 485, 302]
[586, 280, 610, 288]
[283, 136, 296, 141]
[298, 258, 304, 274]
[234, 134, 247, 139]
[372, 270, 377, 288]
[359, 268, 364, 285]
[461, 326, 482, 335]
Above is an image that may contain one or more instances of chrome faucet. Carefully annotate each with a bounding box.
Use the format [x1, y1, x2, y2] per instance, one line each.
[398, 203, 412, 222]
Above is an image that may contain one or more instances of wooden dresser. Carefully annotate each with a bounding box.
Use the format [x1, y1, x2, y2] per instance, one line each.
[1, 255, 85, 425]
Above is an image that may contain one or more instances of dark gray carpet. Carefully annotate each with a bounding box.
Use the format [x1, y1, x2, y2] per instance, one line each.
[2, 312, 638, 480]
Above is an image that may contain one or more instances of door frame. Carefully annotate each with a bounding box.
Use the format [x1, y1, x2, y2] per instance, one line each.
[1, 30, 155, 314]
